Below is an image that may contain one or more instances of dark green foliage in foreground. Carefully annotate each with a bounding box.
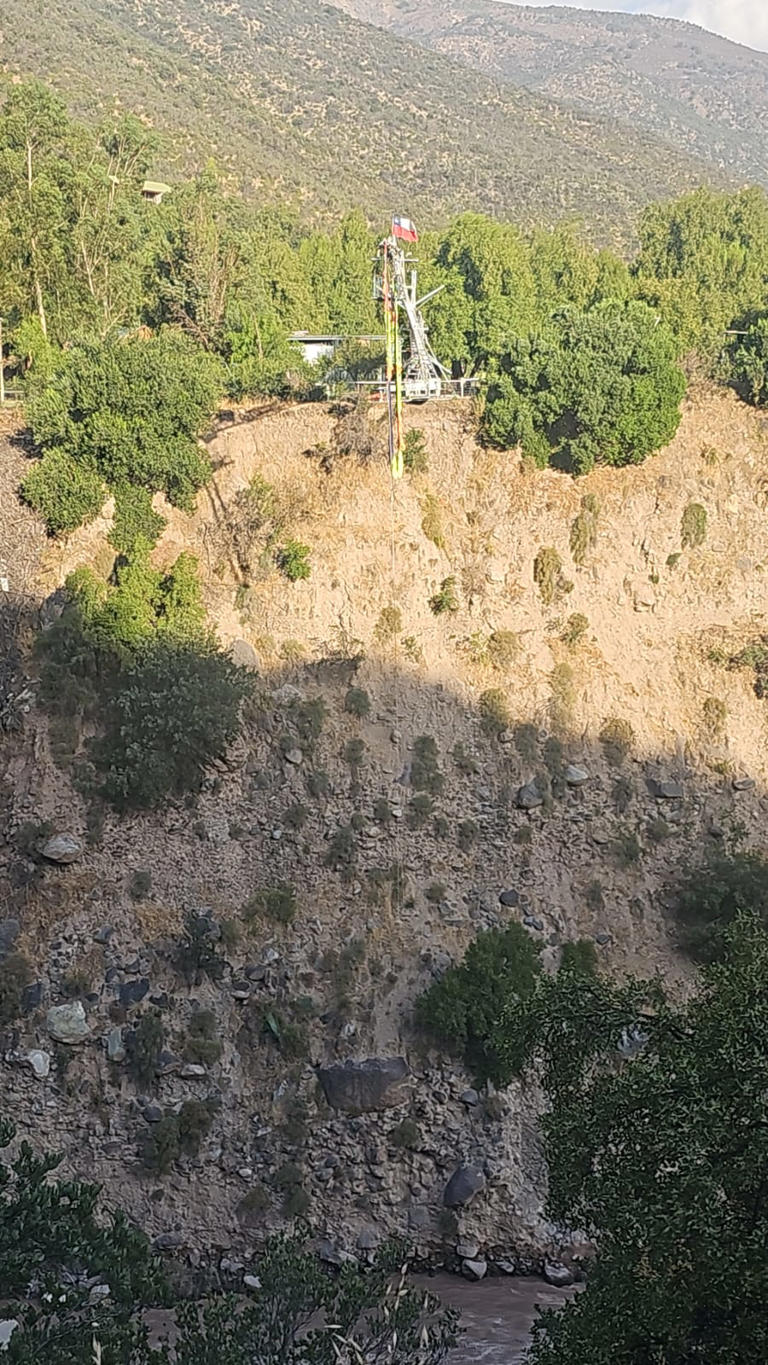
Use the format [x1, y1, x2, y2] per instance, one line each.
[0, 1118, 168, 1363]
[483, 300, 686, 473]
[0, 1119, 457, 1363]
[415, 922, 541, 1085]
[524, 917, 768, 1365]
[169, 1234, 459, 1364]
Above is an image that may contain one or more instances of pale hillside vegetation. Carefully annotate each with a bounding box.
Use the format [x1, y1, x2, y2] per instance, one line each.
[0, 0, 725, 241]
[333, 0, 768, 186]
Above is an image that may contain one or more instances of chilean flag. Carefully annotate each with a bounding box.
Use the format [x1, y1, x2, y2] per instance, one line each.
[392, 215, 418, 243]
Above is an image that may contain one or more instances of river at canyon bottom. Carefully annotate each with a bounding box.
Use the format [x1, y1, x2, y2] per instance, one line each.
[413, 1274, 578, 1364]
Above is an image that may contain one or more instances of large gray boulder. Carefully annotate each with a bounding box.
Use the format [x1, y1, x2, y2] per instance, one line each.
[443, 1165, 486, 1208]
[318, 1057, 410, 1113]
[517, 782, 543, 811]
[41, 833, 83, 864]
[648, 778, 683, 800]
[544, 1260, 575, 1288]
[47, 1001, 90, 1044]
[0, 919, 20, 960]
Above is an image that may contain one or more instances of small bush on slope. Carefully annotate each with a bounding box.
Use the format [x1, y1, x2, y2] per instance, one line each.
[414, 922, 541, 1085]
[36, 547, 250, 809]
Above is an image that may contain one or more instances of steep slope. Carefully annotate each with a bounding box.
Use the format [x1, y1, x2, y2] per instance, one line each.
[331, 0, 768, 186]
[0, 0, 725, 243]
[2, 389, 768, 1262]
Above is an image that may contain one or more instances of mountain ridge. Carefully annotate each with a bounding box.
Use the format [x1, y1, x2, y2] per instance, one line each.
[328, 0, 768, 186]
[0, 0, 728, 244]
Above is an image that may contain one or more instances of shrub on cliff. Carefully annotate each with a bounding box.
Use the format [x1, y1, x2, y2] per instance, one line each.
[94, 641, 249, 809]
[36, 549, 250, 809]
[415, 922, 541, 1085]
[728, 311, 768, 406]
[20, 449, 106, 536]
[0, 953, 32, 1026]
[483, 300, 685, 473]
[673, 850, 768, 962]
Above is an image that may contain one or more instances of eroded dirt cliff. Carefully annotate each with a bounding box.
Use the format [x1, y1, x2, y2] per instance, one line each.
[1, 387, 767, 1271]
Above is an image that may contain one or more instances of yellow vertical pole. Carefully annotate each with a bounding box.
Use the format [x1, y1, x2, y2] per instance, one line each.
[393, 309, 404, 479]
[383, 250, 397, 477]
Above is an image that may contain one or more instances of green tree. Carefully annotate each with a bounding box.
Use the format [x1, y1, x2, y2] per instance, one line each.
[484, 300, 685, 473]
[23, 329, 223, 534]
[530, 222, 631, 318]
[153, 163, 248, 348]
[0, 84, 158, 344]
[635, 186, 768, 357]
[69, 113, 159, 335]
[521, 916, 768, 1365]
[728, 310, 768, 405]
[0, 82, 70, 339]
[64, 545, 206, 658]
[415, 922, 541, 1085]
[435, 213, 537, 366]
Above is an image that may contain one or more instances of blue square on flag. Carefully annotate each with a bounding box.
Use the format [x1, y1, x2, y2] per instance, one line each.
[392, 216, 418, 243]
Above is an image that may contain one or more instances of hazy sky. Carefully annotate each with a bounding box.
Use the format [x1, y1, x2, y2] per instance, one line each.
[503, 2, 768, 51]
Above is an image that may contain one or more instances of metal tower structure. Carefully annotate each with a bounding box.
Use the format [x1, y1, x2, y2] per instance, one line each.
[374, 217, 448, 477]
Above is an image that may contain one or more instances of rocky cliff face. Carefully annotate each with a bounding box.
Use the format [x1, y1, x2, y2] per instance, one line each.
[1, 388, 767, 1279]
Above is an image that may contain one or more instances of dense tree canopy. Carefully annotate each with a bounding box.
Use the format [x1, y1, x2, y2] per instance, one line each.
[483, 301, 686, 472]
[0, 81, 158, 342]
[634, 187, 768, 357]
[517, 916, 768, 1364]
[22, 330, 223, 534]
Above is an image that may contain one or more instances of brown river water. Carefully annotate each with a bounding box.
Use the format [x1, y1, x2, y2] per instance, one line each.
[147, 1273, 574, 1361]
[414, 1274, 577, 1364]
